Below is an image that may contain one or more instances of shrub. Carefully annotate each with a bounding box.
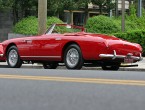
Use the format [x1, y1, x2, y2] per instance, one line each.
[13, 16, 64, 35]
[85, 15, 120, 34]
[102, 4, 145, 34]
[112, 16, 145, 33]
[13, 16, 38, 35]
[47, 16, 63, 26]
[113, 4, 145, 32]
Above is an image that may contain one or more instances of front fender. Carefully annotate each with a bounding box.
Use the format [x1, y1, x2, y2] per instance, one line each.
[0, 43, 6, 61]
[0, 43, 4, 56]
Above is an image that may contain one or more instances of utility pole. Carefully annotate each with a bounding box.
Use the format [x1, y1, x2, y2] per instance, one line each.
[110, 0, 115, 17]
[115, 0, 118, 17]
[138, 0, 142, 17]
[38, 0, 47, 35]
[121, 0, 125, 32]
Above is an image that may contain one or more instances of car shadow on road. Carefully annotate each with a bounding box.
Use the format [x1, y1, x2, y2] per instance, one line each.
[0, 65, 9, 68]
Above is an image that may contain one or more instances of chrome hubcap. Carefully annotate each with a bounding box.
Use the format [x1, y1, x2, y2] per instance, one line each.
[8, 49, 18, 66]
[66, 48, 79, 68]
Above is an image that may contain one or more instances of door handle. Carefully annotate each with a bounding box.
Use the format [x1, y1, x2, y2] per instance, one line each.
[123, 44, 128, 46]
[24, 39, 32, 43]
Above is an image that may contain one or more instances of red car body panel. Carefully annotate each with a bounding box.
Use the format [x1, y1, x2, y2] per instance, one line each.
[0, 24, 143, 64]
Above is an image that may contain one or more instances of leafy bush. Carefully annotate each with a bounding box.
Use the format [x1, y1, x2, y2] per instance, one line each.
[86, 5, 145, 34]
[113, 18, 142, 32]
[47, 16, 63, 26]
[85, 15, 120, 34]
[113, 4, 145, 32]
[114, 30, 145, 55]
[13, 16, 64, 35]
[13, 16, 38, 35]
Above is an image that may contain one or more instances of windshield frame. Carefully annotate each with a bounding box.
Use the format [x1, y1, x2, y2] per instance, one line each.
[45, 24, 84, 35]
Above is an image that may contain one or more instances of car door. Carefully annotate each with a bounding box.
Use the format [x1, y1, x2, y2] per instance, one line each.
[18, 37, 34, 59]
[31, 34, 62, 60]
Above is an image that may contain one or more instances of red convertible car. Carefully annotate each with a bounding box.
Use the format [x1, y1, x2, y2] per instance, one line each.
[0, 24, 143, 70]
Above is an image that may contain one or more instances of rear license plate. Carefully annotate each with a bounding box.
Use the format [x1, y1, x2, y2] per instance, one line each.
[124, 57, 134, 63]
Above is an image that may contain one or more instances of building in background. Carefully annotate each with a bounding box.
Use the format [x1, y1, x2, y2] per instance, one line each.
[64, 1, 130, 26]
[64, 3, 105, 26]
[118, 0, 129, 10]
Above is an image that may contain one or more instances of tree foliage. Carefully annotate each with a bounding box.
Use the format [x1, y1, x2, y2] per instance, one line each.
[1, 0, 117, 24]
[13, 16, 63, 35]
[92, 0, 115, 14]
[0, 0, 13, 9]
[86, 15, 120, 34]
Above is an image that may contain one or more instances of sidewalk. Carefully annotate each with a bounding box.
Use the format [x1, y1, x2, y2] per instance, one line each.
[119, 58, 145, 71]
[0, 58, 145, 71]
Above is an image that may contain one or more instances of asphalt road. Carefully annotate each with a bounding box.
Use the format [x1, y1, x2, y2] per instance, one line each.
[0, 69, 145, 110]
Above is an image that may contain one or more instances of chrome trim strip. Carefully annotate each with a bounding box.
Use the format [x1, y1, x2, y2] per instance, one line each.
[55, 38, 61, 41]
[21, 56, 61, 58]
[0, 54, 3, 57]
[99, 50, 142, 61]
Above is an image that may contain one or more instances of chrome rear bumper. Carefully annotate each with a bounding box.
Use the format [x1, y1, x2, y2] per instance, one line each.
[99, 50, 143, 61]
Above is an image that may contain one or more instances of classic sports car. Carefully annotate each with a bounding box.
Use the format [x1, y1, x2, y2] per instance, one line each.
[0, 24, 143, 70]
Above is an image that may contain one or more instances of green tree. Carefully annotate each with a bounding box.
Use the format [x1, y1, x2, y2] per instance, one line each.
[92, 0, 115, 15]
[12, 0, 38, 24]
[92, 0, 106, 14]
[0, 0, 13, 10]
[47, 0, 64, 17]
[104, 0, 116, 16]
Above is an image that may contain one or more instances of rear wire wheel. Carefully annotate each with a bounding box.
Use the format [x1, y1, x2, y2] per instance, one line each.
[7, 46, 22, 68]
[64, 44, 84, 69]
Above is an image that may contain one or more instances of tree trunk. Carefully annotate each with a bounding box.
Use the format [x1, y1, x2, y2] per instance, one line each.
[84, 3, 89, 25]
[69, 11, 74, 25]
[99, 5, 103, 15]
[12, 0, 18, 24]
[115, 0, 118, 17]
[128, 0, 132, 15]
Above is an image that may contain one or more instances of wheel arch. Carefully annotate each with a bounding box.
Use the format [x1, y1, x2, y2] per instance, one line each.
[6, 43, 22, 68]
[61, 41, 82, 61]
[5, 43, 17, 56]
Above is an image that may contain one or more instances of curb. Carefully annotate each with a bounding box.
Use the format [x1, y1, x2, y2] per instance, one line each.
[119, 67, 145, 71]
[0, 63, 145, 71]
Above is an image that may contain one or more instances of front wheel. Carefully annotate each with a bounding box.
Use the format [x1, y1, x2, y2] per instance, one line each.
[64, 44, 84, 69]
[7, 46, 22, 68]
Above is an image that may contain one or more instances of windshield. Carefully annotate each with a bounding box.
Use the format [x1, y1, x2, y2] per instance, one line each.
[45, 24, 84, 35]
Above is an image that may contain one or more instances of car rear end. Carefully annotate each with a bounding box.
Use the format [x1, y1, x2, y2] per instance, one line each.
[99, 39, 143, 64]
